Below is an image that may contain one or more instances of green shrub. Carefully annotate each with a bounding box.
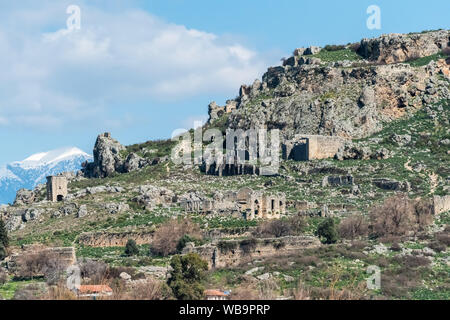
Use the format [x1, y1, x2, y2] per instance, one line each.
[316, 218, 338, 244]
[0, 220, 9, 261]
[167, 253, 208, 300]
[124, 239, 140, 256]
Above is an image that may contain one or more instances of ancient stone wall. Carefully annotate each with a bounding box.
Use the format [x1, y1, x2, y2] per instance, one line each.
[77, 231, 154, 247]
[7, 246, 76, 275]
[283, 135, 346, 161]
[46, 176, 68, 202]
[182, 236, 321, 269]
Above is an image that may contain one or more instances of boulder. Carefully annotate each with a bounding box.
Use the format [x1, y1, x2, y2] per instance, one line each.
[59, 203, 78, 216]
[373, 179, 411, 192]
[77, 205, 88, 218]
[120, 272, 132, 281]
[13, 189, 35, 206]
[390, 134, 412, 146]
[22, 208, 41, 222]
[103, 202, 130, 214]
[123, 153, 149, 173]
[5, 214, 24, 232]
[82, 133, 126, 178]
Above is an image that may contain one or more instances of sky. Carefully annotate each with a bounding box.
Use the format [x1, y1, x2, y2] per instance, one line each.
[0, 0, 449, 165]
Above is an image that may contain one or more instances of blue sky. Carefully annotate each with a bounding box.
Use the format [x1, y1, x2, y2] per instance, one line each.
[0, 0, 449, 165]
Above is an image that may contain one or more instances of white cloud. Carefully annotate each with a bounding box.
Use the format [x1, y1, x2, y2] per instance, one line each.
[0, 2, 270, 130]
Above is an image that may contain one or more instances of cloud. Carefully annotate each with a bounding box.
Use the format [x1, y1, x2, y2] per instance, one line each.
[0, 2, 270, 130]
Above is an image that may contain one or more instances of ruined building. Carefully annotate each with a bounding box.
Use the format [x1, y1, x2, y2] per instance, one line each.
[46, 176, 68, 202]
[180, 187, 286, 220]
[282, 135, 346, 161]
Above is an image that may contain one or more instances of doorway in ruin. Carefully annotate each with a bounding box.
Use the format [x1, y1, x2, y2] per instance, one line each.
[254, 199, 260, 216]
[291, 138, 309, 161]
[57, 195, 64, 202]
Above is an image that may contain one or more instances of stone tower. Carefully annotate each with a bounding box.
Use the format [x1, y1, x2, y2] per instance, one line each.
[46, 176, 68, 202]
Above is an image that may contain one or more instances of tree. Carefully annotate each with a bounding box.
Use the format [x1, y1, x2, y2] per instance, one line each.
[317, 218, 338, 244]
[125, 239, 139, 256]
[0, 219, 9, 260]
[167, 253, 208, 300]
[151, 219, 202, 257]
[338, 215, 369, 240]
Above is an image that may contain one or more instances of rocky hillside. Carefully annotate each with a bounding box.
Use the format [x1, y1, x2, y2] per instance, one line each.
[208, 30, 449, 142]
[0, 30, 449, 301]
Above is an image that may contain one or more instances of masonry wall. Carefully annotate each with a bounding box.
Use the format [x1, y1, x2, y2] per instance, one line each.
[305, 135, 346, 160]
[283, 135, 346, 161]
[47, 176, 68, 202]
[182, 236, 321, 269]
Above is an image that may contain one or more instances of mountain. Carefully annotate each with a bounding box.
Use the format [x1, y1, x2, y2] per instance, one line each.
[0, 147, 92, 204]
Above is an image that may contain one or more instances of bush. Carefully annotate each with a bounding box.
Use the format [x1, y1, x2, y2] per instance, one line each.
[0, 268, 8, 285]
[370, 195, 414, 238]
[316, 218, 338, 244]
[124, 239, 139, 256]
[370, 195, 434, 238]
[0, 219, 8, 260]
[254, 215, 307, 238]
[390, 242, 402, 252]
[176, 235, 194, 253]
[338, 215, 369, 240]
[442, 46, 450, 56]
[126, 279, 172, 300]
[412, 199, 434, 231]
[349, 42, 361, 52]
[15, 250, 65, 283]
[79, 259, 109, 283]
[151, 219, 202, 257]
[167, 253, 208, 300]
[324, 44, 346, 52]
[12, 284, 47, 300]
[0, 219, 8, 248]
[255, 220, 291, 238]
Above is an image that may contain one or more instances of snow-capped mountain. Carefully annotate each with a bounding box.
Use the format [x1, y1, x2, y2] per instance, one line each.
[0, 147, 92, 205]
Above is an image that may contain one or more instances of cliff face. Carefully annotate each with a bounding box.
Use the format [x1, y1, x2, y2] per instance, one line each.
[209, 30, 450, 142]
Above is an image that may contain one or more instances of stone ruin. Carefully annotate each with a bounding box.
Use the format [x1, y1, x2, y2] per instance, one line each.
[282, 135, 346, 161]
[180, 187, 286, 220]
[182, 235, 321, 269]
[46, 176, 68, 202]
[207, 100, 238, 123]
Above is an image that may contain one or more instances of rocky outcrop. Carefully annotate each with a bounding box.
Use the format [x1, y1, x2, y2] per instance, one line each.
[432, 195, 450, 215]
[358, 30, 449, 64]
[222, 32, 449, 143]
[102, 202, 130, 215]
[13, 189, 36, 206]
[82, 133, 126, 178]
[335, 142, 391, 161]
[133, 185, 176, 210]
[373, 179, 411, 192]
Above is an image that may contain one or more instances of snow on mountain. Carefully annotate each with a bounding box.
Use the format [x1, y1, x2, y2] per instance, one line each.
[0, 147, 92, 204]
